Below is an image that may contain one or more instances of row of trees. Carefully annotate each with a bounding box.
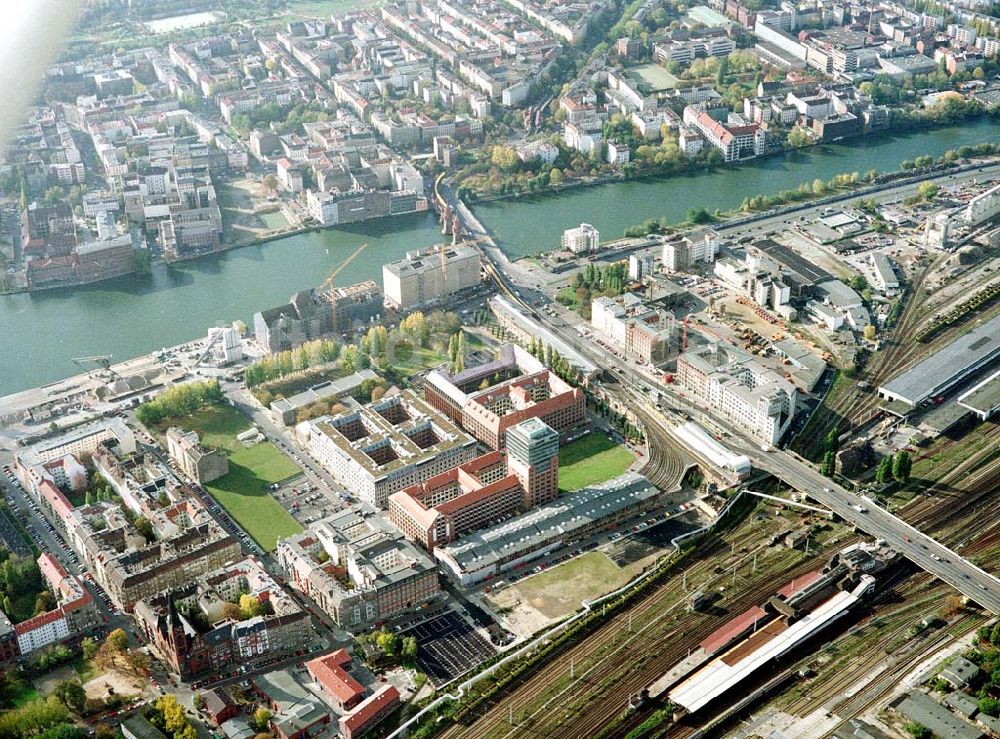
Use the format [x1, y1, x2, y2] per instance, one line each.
[244, 339, 340, 388]
[136, 380, 224, 427]
[526, 336, 581, 386]
[875, 450, 912, 484]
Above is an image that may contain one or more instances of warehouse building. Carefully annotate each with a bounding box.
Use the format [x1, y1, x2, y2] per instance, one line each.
[435, 473, 661, 585]
[879, 313, 1000, 407]
[382, 244, 481, 311]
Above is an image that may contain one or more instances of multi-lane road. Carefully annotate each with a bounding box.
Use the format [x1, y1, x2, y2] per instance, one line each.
[758, 448, 1000, 613]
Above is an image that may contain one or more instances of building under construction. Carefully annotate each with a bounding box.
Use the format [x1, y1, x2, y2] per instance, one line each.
[253, 280, 381, 354]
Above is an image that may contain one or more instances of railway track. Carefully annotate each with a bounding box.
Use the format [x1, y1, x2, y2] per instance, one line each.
[440, 507, 838, 739]
[634, 405, 686, 491]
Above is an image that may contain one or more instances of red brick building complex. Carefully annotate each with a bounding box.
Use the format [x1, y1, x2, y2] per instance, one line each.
[389, 419, 561, 550]
[424, 344, 586, 450]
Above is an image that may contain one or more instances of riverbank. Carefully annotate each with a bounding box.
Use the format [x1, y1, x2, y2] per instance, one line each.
[1, 120, 997, 396]
[462, 111, 996, 206]
[471, 117, 1000, 257]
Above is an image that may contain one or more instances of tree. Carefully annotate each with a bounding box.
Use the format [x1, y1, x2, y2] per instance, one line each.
[133, 516, 154, 543]
[53, 680, 86, 714]
[875, 456, 893, 484]
[253, 707, 272, 731]
[980, 696, 1000, 716]
[490, 145, 519, 172]
[820, 450, 836, 477]
[904, 722, 931, 739]
[893, 450, 912, 483]
[375, 630, 399, 656]
[239, 594, 266, 620]
[917, 182, 939, 201]
[193, 693, 204, 711]
[401, 636, 418, 661]
[262, 174, 278, 193]
[105, 628, 128, 654]
[863, 324, 876, 341]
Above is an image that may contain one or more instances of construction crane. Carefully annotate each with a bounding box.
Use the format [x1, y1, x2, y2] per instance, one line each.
[72, 354, 120, 380]
[322, 242, 369, 333]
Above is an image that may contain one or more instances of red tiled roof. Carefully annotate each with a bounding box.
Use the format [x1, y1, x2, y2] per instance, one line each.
[307, 651, 365, 706]
[776, 570, 823, 600]
[14, 608, 65, 635]
[700, 606, 768, 655]
[340, 685, 400, 735]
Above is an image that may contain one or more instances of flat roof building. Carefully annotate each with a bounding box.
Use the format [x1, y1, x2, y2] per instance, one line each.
[382, 243, 481, 311]
[277, 506, 440, 631]
[270, 369, 378, 426]
[879, 313, 1000, 407]
[425, 344, 586, 450]
[677, 344, 797, 444]
[957, 369, 1000, 420]
[436, 472, 660, 585]
[389, 419, 560, 550]
[305, 390, 478, 508]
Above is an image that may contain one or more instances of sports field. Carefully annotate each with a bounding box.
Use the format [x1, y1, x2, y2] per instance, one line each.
[558, 433, 634, 493]
[160, 404, 302, 550]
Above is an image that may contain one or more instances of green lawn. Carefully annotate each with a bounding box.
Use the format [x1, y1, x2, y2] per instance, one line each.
[157, 405, 302, 551]
[72, 656, 99, 684]
[388, 344, 448, 375]
[558, 433, 634, 493]
[284, 0, 384, 17]
[9, 683, 40, 708]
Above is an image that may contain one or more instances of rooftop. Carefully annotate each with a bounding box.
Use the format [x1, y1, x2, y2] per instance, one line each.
[880, 313, 1000, 406]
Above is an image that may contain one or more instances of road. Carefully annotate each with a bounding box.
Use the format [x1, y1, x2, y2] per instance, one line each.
[440, 168, 1000, 615]
[757, 448, 1000, 613]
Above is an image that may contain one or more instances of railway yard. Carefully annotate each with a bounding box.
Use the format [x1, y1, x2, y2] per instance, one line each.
[419, 165, 1000, 739]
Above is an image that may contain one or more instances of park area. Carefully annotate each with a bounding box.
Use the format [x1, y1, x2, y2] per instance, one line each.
[487, 551, 649, 635]
[558, 433, 635, 493]
[153, 403, 302, 550]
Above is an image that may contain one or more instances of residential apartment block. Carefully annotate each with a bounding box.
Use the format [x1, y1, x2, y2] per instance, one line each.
[561, 223, 600, 253]
[134, 557, 310, 680]
[166, 427, 229, 484]
[591, 293, 676, 364]
[4, 553, 101, 661]
[277, 507, 440, 631]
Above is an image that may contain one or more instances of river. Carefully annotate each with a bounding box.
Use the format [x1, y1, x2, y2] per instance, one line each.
[474, 118, 1000, 256]
[1, 119, 998, 396]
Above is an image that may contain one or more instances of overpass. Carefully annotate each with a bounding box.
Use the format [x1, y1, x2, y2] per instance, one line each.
[756, 449, 1000, 614]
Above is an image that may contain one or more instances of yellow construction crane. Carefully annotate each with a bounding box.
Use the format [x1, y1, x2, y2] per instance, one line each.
[322, 242, 369, 334]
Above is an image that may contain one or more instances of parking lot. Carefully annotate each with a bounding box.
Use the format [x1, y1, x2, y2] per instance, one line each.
[401, 611, 497, 687]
